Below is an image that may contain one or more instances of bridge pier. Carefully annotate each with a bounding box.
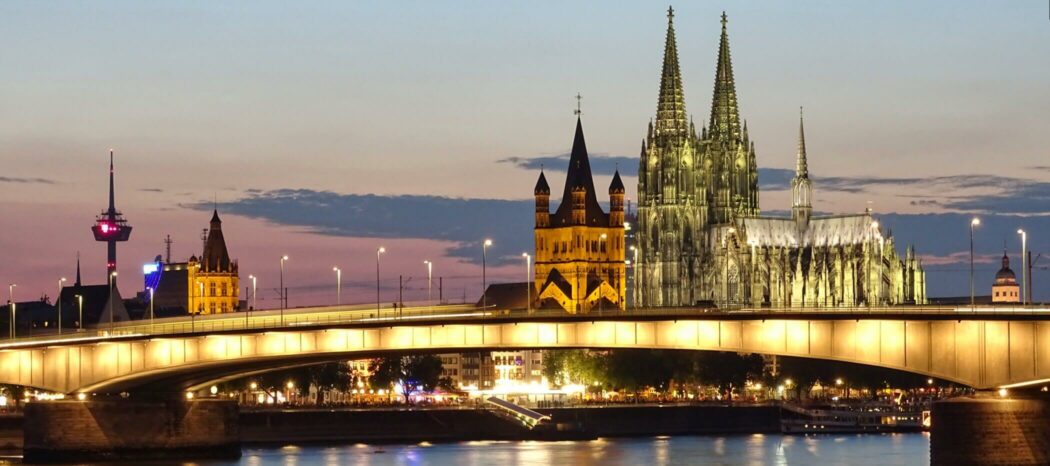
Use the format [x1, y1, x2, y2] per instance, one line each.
[931, 392, 1050, 466]
[23, 399, 240, 463]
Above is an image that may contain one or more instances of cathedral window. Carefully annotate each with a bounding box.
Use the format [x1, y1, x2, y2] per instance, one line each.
[209, 282, 216, 297]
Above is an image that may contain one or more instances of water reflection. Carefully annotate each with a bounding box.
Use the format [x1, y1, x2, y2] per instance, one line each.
[0, 434, 930, 466]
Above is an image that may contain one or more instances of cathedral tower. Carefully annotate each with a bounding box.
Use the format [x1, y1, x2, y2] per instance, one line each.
[791, 108, 812, 227]
[636, 7, 705, 307]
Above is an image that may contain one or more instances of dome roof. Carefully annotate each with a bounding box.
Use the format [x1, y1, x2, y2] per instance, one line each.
[995, 252, 1017, 286]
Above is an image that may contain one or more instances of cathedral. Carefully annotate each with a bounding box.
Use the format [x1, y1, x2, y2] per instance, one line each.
[634, 9, 926, 308]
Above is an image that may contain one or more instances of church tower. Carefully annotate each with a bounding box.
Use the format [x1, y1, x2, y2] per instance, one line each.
[636, 7, 705, 307]
[188, 210, 240, 314]
[534, 116, 626, 313]
[791, 108, 812, 227]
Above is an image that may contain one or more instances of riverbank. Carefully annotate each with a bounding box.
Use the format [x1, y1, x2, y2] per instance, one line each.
[240, 405, 782, 444]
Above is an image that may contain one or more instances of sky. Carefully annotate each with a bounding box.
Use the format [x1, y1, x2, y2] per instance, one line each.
[2, 1, 1049, 306]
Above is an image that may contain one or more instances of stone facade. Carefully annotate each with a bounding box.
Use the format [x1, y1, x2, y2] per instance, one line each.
[635, 10, 926, 308]
[533, 118, 626, 313]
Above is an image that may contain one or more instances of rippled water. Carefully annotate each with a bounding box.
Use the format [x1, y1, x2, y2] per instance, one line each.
[0, 434, 931, 465]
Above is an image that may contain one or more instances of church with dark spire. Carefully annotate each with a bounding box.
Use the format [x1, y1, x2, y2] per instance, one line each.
[532, 115, 626, 313]
[634, 9, 925, 308]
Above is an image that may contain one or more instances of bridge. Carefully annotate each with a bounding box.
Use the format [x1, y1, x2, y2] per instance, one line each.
[4, 303, 1050, 395]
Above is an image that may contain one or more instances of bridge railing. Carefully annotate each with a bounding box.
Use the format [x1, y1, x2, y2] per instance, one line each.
[4, 303, 1050, 349]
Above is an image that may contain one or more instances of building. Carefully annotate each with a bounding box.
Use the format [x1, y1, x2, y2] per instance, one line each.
[533, 117, 627, 313]
[634, 10, 926, 308]
[992, 252, 1021, 303]
[56, 258, 131, 327]
[146, 210, 240, 315]
[439, 351, 544, 392]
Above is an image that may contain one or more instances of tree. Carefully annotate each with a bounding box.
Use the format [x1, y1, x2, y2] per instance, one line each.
[370, 354, 447, 402]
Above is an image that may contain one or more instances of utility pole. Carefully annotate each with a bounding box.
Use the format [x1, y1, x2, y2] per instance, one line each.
[164, 234, 173, 263]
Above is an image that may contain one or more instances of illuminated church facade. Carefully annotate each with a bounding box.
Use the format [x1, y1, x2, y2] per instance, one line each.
[634, 9, 926, 308]
[533, 117, 627, 313]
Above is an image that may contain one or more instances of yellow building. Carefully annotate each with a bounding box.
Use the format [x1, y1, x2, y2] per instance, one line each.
[188, 210, 240, 314]
[533, 117, 626, 313]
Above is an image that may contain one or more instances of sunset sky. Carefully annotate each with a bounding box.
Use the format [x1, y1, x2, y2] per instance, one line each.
[2, 1, 1049, 306]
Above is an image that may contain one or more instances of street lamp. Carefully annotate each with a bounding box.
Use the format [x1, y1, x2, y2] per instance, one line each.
[333, 266, 342, 306]
[57, 277, 66, 335]
[8, 284, 16, 339]
[423, 260, 433, 312]
[76, 294, 83, 331]
[376, 247, 385, 313]
[630, 245, 639, 310]
[522, 253, 531, 312]
[280, 255, 289, 324]
[108, 271, 117, 326]
[1018, 229, 1027, 305]
[148, 286, 155, 329]
[248, 274, 257, 310]
[196, 280, 204, 332]
[482, 239, 492, 309]
[970, 218, 980, 308]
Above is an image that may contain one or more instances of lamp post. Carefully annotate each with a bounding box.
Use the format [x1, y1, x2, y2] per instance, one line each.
[376, 247, 385, 313]
[482, 239, 492, 309]
[630, 245, 639, 310]
[970, 218, 980, 308]
[1018, 229, 1027, 305]
[196, 280, 204, 332]
[57, 277, 66, 335]
[108, 271, 117, 326]
[333, 266, 342, 306]
[8, 284, 16, 339]
[248, 274, 257, 310]
[76, 294, 83, 331]
[423, 260, 433, 312]
[279, 255, 289, 324]
[148, 286, 155, 330]
[600, 234, 608, 312]
[522, 253, 531, 312]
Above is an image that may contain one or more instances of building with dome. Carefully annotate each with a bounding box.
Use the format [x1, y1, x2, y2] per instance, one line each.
[992, 252, 1021, 303]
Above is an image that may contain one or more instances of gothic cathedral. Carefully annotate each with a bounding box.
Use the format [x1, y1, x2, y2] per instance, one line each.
[634, 9, 926, 308]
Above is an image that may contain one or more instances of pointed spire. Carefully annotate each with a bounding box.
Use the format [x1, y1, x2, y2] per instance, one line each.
[75, 251, 82, 287]
[211, 208, 222, 227]
[655, 5, 688, 137]
[609, 169, 625, 194]
[796, 107, 809, 179]
[108, 149, 116, 212]
[534, 169, 550, 195]
[709, 11, 741, 141]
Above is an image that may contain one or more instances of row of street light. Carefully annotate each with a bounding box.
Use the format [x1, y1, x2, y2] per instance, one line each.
[968, 218, 1033, 306]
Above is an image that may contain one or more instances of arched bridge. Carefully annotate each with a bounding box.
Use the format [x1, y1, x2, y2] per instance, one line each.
[3, 304, 1050, 394]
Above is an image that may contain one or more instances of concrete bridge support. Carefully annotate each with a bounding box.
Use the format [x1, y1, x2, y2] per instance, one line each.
[23, 399, 239, 463]
[931, 394, 1050, 466]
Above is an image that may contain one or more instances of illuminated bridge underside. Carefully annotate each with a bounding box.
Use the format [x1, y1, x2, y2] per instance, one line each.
[2, 319, 1048, 393]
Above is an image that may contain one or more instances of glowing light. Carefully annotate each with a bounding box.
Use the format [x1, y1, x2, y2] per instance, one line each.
[143, 263, 160, 274]
[998, 388, 1008, 398]
[185, 392, 194, 400]
[77, 393, 87, 401]
[210, 385, 218, 395]
[249, 382, 258, 390]
[971, 218, 981, 226]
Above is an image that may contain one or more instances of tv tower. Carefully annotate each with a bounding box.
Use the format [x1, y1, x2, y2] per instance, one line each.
[91, 150, 132, 281]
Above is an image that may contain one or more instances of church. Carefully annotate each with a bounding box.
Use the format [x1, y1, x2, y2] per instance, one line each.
[634, 9, 926, 308]
[532, 117, 627, 313]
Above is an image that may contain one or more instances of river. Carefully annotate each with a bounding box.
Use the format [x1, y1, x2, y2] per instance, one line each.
[0, 433, 930, 465]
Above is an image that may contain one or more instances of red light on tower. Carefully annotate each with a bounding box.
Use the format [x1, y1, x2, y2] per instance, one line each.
[91, 150, 132, 278]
